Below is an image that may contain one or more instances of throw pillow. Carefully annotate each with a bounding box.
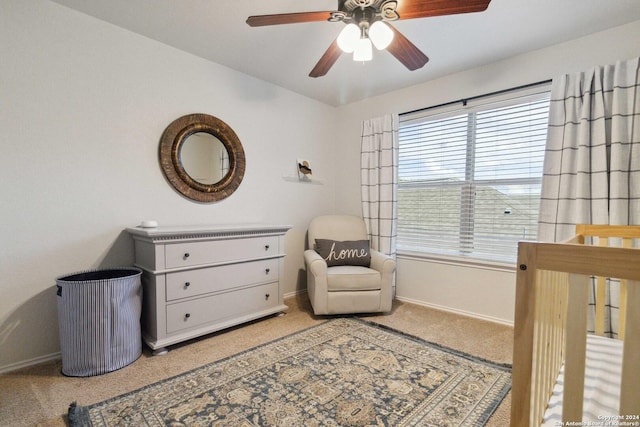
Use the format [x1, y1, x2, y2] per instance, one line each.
[315, 239, 371, 267]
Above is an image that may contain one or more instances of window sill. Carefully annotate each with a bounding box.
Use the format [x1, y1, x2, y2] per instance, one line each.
[397, 250, 516, 272]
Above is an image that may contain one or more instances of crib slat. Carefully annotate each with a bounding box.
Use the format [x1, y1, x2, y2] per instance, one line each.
[595, 237, 608, 336]
[531, 271, 544, 426]
[619, 280, 640, 415]
[619, 280, 628, 340]
[553, 274, 568, 394]
[541, 275, 552, 418]
[595, 276, 607, 336]
[534, 271, 551, 425]
[618, 237, 632, 340]
[562, 273, 589, 423]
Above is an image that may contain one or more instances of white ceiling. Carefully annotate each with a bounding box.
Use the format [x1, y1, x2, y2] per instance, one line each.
[50, 0, 640, 106]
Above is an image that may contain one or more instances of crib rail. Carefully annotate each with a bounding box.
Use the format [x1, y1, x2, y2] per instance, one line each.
[511, 225, 640, 426]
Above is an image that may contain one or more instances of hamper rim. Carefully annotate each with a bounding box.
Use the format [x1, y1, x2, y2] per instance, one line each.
[56, 267, 143, 283]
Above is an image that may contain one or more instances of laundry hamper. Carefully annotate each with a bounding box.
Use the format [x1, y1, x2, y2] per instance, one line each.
[56, 268, 143, 376]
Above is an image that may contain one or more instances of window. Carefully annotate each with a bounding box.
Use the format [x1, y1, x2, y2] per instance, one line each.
[397, 88, 550, 263]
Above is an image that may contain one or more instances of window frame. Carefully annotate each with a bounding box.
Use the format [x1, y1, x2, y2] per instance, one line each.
[397, 84, 551, 266]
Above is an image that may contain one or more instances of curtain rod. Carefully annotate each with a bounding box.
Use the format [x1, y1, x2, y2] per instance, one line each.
[399, 78, 552, 117]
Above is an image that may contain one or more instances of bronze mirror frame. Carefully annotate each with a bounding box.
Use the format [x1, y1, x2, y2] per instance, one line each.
[159, 113, 245, 202]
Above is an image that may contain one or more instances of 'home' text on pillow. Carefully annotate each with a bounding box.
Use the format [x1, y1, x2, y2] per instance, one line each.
[314, 239, 371, 267]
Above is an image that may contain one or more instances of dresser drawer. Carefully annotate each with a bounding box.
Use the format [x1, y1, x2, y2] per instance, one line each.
[165, 236, 278, 269]
[165, 258, 279, 301]
[166, 282, 279, 334]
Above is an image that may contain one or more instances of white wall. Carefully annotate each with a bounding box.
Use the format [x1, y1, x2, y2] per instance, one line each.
[334, 20, 640, 324]
[0, 1, 338, 371]
[2, 0, 639, 372]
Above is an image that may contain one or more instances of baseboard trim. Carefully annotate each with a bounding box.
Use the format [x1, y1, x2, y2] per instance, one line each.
[395, 296, 514, 327]
[0, 294, 511, 374]
[284, 289, 306, 299]
[1, 293, 308, 374]
[0, 352, 61, 375]
[287, 289, 513, 327]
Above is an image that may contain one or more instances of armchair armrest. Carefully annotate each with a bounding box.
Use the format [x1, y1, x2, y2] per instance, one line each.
[304, 249, 327, 276]
[304, 249, 329, 314]
[370, 249, 395, 312]
[369, 249, 396, 275]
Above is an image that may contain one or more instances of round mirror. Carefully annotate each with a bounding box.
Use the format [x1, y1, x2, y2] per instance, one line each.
[159, 114, 245, 202]
[180, 132, 229, 185]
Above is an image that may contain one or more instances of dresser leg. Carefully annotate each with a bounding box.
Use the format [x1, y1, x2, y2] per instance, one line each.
[277, 312, 286, 317]
[152, 348, 168, 356]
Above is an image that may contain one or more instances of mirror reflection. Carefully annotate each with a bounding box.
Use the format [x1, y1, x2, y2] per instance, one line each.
[180, 132, 230, 185]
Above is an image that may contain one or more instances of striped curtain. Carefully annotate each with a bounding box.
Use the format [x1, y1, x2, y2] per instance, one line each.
[538, 56, 640, 337]
[361, 114, 398, 259]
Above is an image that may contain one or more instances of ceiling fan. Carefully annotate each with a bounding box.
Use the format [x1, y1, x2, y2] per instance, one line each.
[246, 0, 492, 78]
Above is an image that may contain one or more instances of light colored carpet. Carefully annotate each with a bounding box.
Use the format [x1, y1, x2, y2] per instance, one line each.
[0, 295, 513, 426]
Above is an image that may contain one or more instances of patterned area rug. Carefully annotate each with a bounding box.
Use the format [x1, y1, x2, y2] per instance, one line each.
[68, 318, 511, 426]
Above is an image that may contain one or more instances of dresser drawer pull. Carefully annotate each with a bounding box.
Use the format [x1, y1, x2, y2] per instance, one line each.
[184, 282, 191, 288]
[265, 293, 270, 300]
[265, 245, 270, 250]
[184, 313, 191, 319]
[265, 268, 270, 275]
[183, 252, 190, 259]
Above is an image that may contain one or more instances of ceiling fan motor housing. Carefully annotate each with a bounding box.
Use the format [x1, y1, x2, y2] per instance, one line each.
[335, 0, 400, 25]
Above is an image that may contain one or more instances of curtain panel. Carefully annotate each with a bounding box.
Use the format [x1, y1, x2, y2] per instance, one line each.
[361, 114, 398, 259]
[539, 56, 640, 241]
[538, 56, 640, 336]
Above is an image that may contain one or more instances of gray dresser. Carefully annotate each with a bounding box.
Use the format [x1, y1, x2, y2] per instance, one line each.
[126, 224, 291, 354]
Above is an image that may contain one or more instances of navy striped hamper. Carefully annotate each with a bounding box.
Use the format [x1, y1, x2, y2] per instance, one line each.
[56, 268, 143, 377]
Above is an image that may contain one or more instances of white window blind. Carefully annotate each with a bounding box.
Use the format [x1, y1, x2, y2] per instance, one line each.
[398, 87, 550, 263]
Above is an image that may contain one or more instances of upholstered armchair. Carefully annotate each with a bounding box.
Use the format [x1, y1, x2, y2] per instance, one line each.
[303, 215, 395, 315]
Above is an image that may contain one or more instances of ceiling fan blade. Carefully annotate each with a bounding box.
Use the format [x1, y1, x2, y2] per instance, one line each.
[385, 24, 429, 71]
[309, 39, 343, 78]
[396, 0, 491, 20]
[246, 11, 334, 27]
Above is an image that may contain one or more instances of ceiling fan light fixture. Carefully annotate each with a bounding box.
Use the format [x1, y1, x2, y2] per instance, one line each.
[248, 0, 491, 77]
[353, 37, 373, 61]
[337, 23, 360, 53]
[369, 21, 394, 50]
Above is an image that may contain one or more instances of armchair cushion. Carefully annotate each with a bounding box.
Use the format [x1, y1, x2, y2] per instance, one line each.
[314, 239, 371, 267]
[327, 266, 381, 291]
